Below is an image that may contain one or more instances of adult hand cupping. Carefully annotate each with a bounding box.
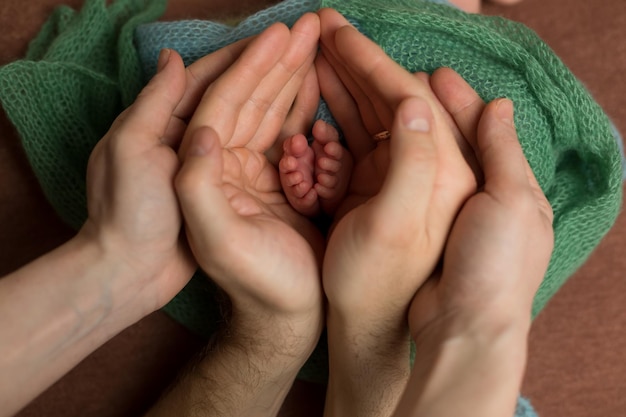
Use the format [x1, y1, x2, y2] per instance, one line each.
[145, 15, 327, 417]
[0, 31, 266, 417]
[80, 34, 263, 318]
[317, 8, 476, 324]
[409, 67, 554, 341]
[80, 50, 200, 318]
[315, 8, 477, 417]
[393, 68, 554, 417]
[175, 13, 324, 351]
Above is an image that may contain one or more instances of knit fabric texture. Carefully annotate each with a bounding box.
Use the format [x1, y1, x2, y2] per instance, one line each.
[0, 0, 621, 404]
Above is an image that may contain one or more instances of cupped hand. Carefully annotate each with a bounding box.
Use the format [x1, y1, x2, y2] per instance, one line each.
[409, 68, 554, 339]
[175, 14, 324, 333]
[316, 10, 477, 417]
[389, 68, 553, 417]
[81, 50, 195, 315]
[80, 34, 267, 315]
[316, 9, 476, 326]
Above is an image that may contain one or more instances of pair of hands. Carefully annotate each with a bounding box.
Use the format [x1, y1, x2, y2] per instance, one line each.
[81, 7, 554, 415]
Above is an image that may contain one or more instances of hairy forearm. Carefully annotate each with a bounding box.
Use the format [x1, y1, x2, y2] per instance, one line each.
[324, 306, 412, 417]
[0, 234, 149, 416]
[394, 313, 529, 417]
[147, 310, 321, 417]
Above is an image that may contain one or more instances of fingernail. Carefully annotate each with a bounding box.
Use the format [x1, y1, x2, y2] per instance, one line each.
[402, 97, 431, 132]
[157, 48, 171, 73]
[496, 98, 515, 127]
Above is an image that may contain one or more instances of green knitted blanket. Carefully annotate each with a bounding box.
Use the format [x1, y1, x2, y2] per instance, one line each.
[0, 0, 622, 384]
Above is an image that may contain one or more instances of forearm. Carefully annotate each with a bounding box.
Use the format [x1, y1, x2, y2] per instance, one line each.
[0, 234, 152, 416]
[324, 306, 412, 417]
[395, 312, 530, 417]
[147, 309, 322, 417]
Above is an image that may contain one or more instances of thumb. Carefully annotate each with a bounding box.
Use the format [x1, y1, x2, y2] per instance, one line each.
[116, 49, 187, 144]
[375, 97, 438, 222]
[175, 127, 239, 260]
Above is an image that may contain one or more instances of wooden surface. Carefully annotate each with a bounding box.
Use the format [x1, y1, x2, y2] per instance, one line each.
[1, 0, 625, 416]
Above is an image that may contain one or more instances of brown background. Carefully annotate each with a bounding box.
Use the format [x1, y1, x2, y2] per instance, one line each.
[1, 0, 625, 416]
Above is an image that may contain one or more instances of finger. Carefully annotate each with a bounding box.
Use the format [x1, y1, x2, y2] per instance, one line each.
[331, 23, 435, 113]
[162, 116, 188, 148]
[318, 10, 389, 133]
[424, 69, 483, 184]
[478, 98, 553, 226]
[316, 52, 375, 161]
[241, 13, 321, 152]
[281, 65, 320, 139]
[174, 36, 254, 121]
[477, 98, 529, 191]
[320, 46, 388, 135]
[116, 49, 186, 145]
[374, 97, 438, 221]
[245, 46, 316, 152]
[430, 67, 485, 153]
[267, 65, 320, 165]
[175, 127, 240, 257]
[180, 22, 291, 157]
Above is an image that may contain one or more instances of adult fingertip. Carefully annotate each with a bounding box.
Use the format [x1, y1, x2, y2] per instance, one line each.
[495, 98, 515, 128]
[399, 97, 432, 133]
[157, 48, 172, 73]
[298, 11, 321, 28]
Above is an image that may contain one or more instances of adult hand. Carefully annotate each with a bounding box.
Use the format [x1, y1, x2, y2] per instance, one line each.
[0, 38, 264, 416]
[394, 68, 554, 417]
[80, 35, 263, 316]
[317, 8, 476, 323]
[176, 12, 323, 322]
[147, 15, 324, 417]
[409, 67, 554, 340]
[315, 9, 476, 417]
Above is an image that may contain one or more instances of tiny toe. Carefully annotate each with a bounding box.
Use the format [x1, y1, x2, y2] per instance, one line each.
[323, 141, 343, 159]
[314, 183, 334, 200]
[312, 119, 339, 144]
[294, 181, 313, 198]
[317, 173, 338, 189]
[318, 157, 342, 173]
[286, 134, 310, 157]
[279, 155, 299, 173]
[301, 188, 318, 205]
[285, 171, 304, 187]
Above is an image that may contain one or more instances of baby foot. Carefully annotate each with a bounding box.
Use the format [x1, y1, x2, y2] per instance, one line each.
[310, 120, 352, 216]
[279, 133, 319, 217]
[279, 120, 352, 217]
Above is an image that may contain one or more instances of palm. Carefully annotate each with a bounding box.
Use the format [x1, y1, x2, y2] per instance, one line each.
[333, 144, 389, 221]
[213, 146, 324, 312]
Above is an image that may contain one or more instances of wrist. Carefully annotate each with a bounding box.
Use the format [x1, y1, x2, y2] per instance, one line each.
[147, 309, 322, 417]
[410, 294, 532, 347]
[324, 305, 412, 417]
[228, 302, 324, 367]
[0, 233, 153, 415]
[397, 309, 529, 417]
[75, 222, 173, 319]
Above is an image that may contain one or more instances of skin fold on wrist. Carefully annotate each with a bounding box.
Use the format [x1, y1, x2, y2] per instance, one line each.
[398, 305, 530, 417]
